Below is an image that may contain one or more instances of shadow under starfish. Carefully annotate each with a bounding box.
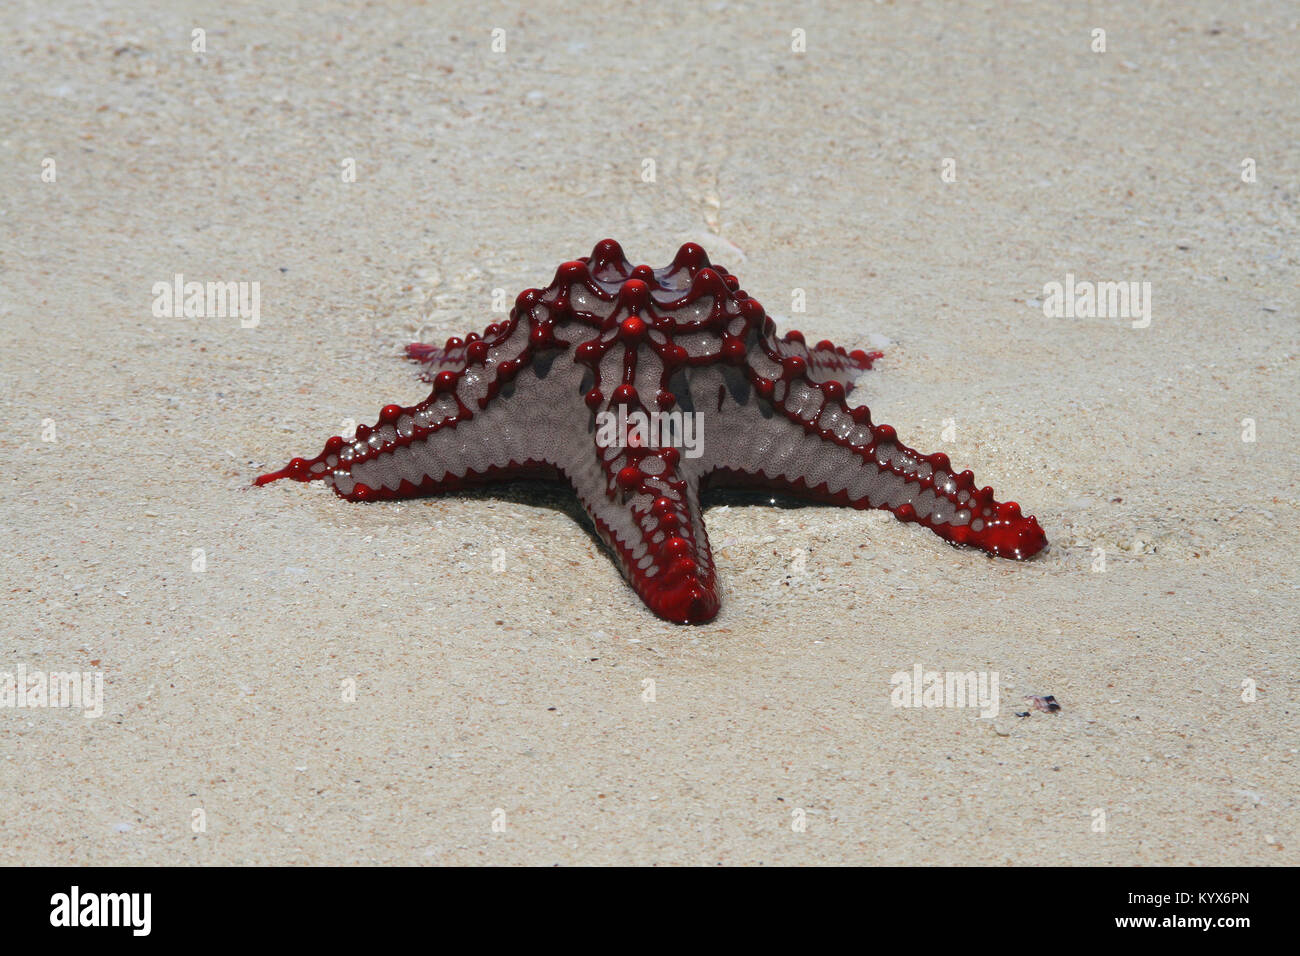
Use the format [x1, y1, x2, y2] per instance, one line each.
[257, 239, 1047, 623]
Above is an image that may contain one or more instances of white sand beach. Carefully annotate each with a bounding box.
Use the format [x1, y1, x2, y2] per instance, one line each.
[2, 0, 1296, 864]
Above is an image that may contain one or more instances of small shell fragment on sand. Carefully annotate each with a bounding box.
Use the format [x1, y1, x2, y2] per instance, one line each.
[1025, 694, 1061, 713]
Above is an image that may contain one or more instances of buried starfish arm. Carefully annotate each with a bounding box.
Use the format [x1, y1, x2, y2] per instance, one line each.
[770, 329, 882, 394]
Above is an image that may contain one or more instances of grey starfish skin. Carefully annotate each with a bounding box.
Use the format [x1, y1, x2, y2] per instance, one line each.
[258, 240, 1047, 623]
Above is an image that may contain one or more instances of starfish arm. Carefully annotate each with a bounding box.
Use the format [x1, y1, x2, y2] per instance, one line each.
[404, 339, 469, 380]
[570, 433, 719, 624]
[256, 314, 576, 500]
[701, 363, 1047, 560]
[771, 329, 882, 394]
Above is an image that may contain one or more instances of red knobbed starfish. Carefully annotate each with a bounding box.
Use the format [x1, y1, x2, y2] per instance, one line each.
[257, 239, 1046, 623]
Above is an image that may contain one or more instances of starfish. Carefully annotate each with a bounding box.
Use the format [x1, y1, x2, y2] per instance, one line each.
[257, 239, 1046, 623]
